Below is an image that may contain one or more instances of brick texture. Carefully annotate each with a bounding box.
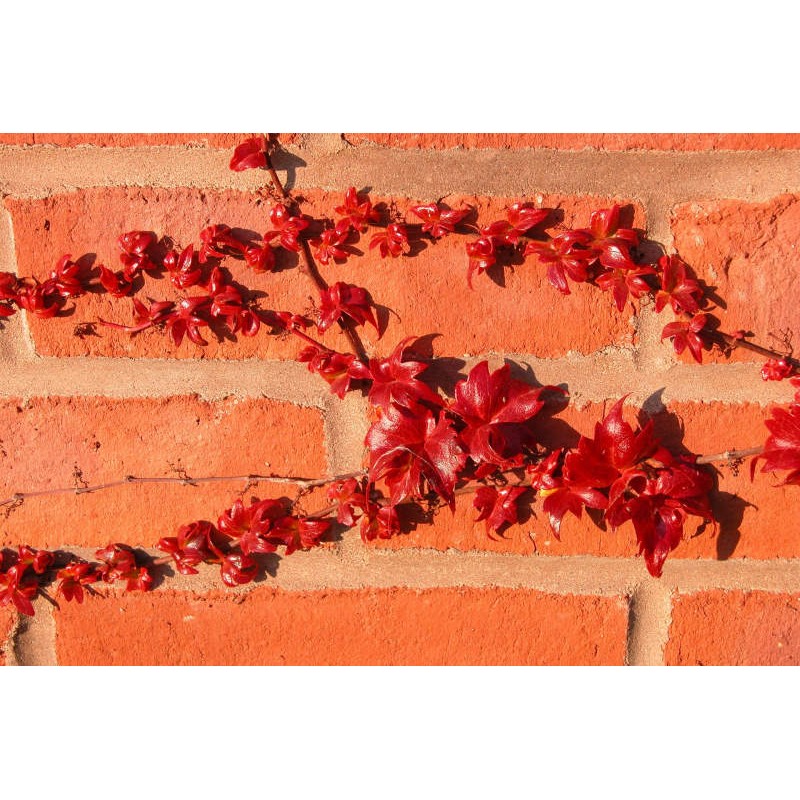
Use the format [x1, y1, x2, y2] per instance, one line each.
[2, 132, 800, 666]
[374, 400, 795, 562]
[666, 590, 800, 665]
[0, 609, 16, 665]
[0, 396, 326, 549]
[6, 188, 642, 360]
[54, 586, 629, 665]
[672, 195, 800, 364]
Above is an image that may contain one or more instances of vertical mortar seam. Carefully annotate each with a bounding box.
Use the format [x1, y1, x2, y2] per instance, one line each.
[625, 580, 673, 666]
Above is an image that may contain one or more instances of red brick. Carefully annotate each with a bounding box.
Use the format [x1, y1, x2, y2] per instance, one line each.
[6, 188, 340, 361]
[0, 396, 326, 549]
[54, 586, 628, 665]
[666, 590, 800, 665]
[373, 400, 622, 557]
[329, 193, 641, 359]
[0, 609, 16, 665]
[671, 195, 800, 364]
[6, 188, 640, 360]
[374, 400, 800, 562]
[0, 134, 300, 148]
[345, 133, 800, 151]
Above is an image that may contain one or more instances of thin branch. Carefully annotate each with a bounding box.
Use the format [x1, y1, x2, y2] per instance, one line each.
[289, 324, 334, 353]
[686, 314, 800, 367]
[263, 135, 369, 363]
[695, 446, 763, 465]
[0, 469, 368, 509]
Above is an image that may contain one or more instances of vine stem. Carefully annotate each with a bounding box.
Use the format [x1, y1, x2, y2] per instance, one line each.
[684, 313, 800, 367]
[288, 324, 334, 353]
[263, 134, 369, 363]
[695, 446, 763, 465]
[0, 469, 368, 509]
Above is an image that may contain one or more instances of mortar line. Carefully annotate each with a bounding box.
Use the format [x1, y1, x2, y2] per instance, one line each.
[0, 355, 793, 408]
[0, 206, 35, 363]
[8, 596, 57, 666]
[35, 546, 800, 596]
[625, 580, 673, 666]
[4, 147, 800, 205]
[0, 356, 330, 406]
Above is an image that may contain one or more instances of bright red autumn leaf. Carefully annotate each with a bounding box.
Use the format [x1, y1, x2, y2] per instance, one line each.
[366, 406, 466, 507]
[761, 358, 795, 382]
[465, 236, 497, 287]
[298, 345, 365, 399]
[661, 313, 708, 364]
[473, 485, 528, 534]
[409, 203, 471, 239]
[524, 231, 595, 294]
[317, 282, 378, 334]
[229, 136, 268, 172]
[754, 402, 800, 484]
[449, 361, 554, 470]
[362, 336, 442, 412]
[654, 255, 704, 315]
[264, 204, 310, 252]
[335, 187, 380, 233]
[369, 223, 409, 259]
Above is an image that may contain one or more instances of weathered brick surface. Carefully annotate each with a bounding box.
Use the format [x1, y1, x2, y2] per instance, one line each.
[671, 195, 800, 364]
[345, 133, 800, 151]
[0, 396, 326, 549]
[5, 188, 641, 360]
[54, 586, 629, 665]
[0, 609, 16, 665]
[375, 400, 799, 562]
[5, 187, 336, 361]
[666, 590, 800, 665]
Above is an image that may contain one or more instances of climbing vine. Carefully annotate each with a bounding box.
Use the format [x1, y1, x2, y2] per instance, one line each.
[1, 134, 798, 616]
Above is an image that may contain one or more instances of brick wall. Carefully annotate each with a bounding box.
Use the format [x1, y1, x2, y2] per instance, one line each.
[1, 132, 799, 665]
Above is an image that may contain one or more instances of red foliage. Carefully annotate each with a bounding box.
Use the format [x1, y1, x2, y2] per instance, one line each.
[366, 406, 466, 508]
[754, 398, 800, 485]
[661, 313, 709, 364]
[229, 136, 268, 172]
[449, 361, 554, 471]
[409, 203, 470, 239]
[369, 223, 409, 259]
[317, 282, 378, 334]
[334, 187, 380, 233]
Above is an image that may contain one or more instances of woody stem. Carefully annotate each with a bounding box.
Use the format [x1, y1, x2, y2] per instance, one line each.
[263, 135, 368, 363]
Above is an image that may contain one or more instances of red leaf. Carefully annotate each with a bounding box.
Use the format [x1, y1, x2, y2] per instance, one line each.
[450, 361, 553, 469]
[661, 313, 708, 363]
[364, 336, 442, 412]
[335, 187, 380, 233]
[318, 282, 378, 334]
[409, 203, 470, 238]
[360, 503, 401, 542]
[465, 236, 496, 287]
[755, 403, 800, 484]
[473, 485, 527, 534]
[327, 478, 368, 526]
[761, 358, 795, 382]
[229, 136, 268, 172]
[369, 223, 409, 259]
[654, 255, 703, 315]
[298, 345, 364, 399]
[366, 406, 466, 507]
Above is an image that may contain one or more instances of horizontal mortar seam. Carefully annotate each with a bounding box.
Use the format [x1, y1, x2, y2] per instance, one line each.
[3, 147, 800, 204]
[29, 548, 800, 596]
[1, 356, 792, 407]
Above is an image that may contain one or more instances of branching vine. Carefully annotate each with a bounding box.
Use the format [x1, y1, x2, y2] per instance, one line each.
[1, 133, 799, 616]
